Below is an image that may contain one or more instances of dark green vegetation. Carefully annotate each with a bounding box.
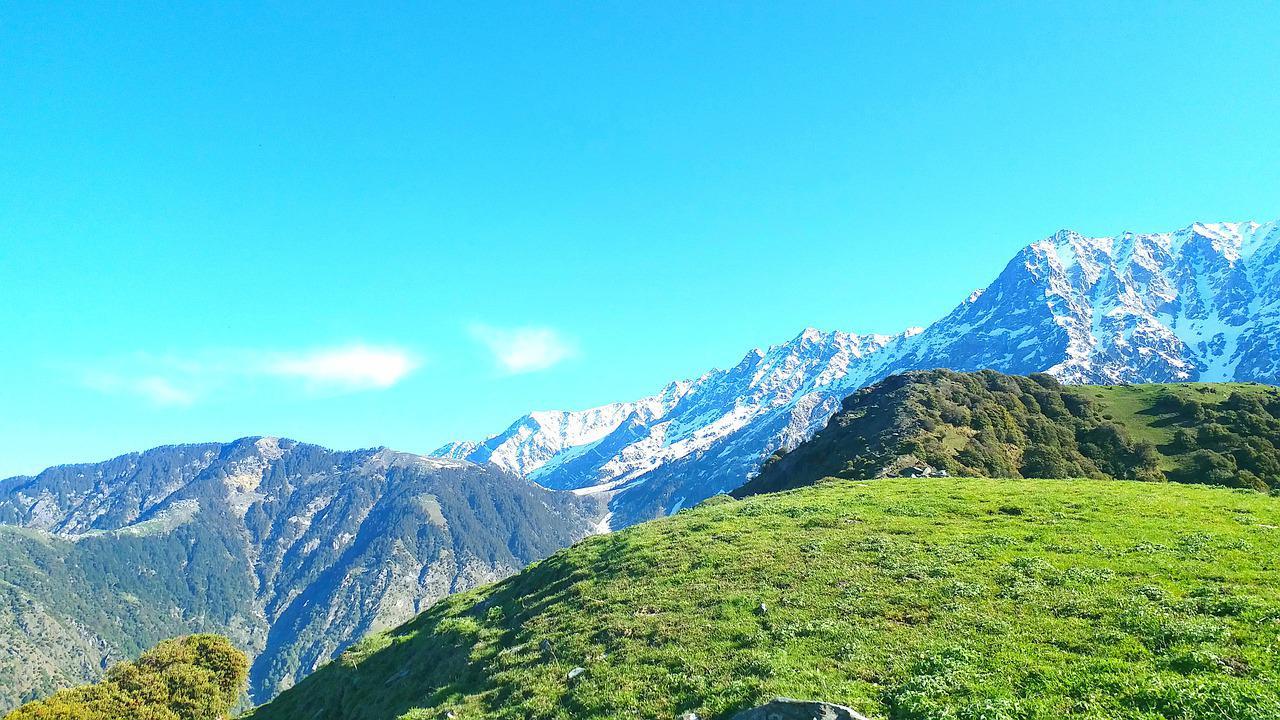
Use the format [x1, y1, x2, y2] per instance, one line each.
[4, 635, 247, 720]
[739, 370, 1280, 497]
[0, 522, 251, 711]
[0, 440, 596, 709]
[247, 478, 1280, 720]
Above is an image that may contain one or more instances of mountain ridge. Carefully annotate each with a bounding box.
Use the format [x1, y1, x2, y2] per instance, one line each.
[0, 437, 600, 710]
[434, 220, 1280, 526]
[735, 369, 1280, 497]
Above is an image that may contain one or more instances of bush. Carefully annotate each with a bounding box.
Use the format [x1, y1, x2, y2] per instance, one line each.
[1179, 450, 1240, 488]
[1022, 446, 1072, 478]
[6, 635, 248, 720]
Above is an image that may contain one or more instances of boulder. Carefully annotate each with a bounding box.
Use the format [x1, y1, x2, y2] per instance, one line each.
[730, 698, 871, 720]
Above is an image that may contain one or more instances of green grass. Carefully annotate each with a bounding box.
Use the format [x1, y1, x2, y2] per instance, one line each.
[247, 478, 1280, 720]
[1074, 382, 1276, 470]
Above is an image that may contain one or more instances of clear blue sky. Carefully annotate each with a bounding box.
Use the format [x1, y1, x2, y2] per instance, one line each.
[3, 2, 1279, 476]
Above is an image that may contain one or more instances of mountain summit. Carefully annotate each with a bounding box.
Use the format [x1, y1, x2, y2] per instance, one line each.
[435, 221, 1280, 526]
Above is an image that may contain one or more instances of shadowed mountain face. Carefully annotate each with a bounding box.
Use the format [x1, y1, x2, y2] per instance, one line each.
[435, 221, 1280, 527]
[0, 438, 599, 709]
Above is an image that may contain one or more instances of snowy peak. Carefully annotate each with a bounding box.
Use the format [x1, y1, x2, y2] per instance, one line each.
[461, 380, 695, 480]
[434, 219, 1280, 527]
[888, 219, 1280, 385]
[435, 326, 918, 516]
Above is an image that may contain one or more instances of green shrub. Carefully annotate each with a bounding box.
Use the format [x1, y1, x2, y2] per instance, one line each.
[5, 635, 247, 720]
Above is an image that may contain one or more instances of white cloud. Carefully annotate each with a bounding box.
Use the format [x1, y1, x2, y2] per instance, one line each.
[470, 324, 576, 374]
[265, 345, 418, 390]
[80, 344, 419, 405]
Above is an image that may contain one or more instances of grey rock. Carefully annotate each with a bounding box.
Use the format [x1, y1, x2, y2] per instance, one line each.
[567, 666, 586, 683]
[730, 697, 871, 720]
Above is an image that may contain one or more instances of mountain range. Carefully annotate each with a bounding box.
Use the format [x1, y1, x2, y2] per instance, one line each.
[0, 439, 598, 709]
[433, 220, 1280, 527]
[3, 218, 1279, 712]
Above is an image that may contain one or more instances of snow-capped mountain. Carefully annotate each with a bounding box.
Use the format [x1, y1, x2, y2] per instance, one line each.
[435, 220, 1280, 528]
[881, 220, 1280, 383]
[435, 329, 915, 528]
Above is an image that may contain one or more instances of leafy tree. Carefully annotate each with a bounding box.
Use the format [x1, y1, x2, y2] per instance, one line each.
[1171, 428, 1198, 453]
[1178, 450, 1240, 488]
[5, 635, 247, 720]
[1021, 446, 1072, 478]
[1129, 442, 1164, 482]
[1198, 423, 1235, 445]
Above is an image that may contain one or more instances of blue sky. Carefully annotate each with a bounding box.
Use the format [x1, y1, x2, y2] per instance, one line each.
[3, 2, 1279, 476]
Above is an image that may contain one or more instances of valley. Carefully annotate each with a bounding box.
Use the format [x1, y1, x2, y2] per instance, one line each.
[9, 6, 1280, 717]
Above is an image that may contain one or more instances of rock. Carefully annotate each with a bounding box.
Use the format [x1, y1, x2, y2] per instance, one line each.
[730, 697, 871, 720]
[680, 713, 701, 720]
[566, 666, 586, 683]
[540, 639, 558, 661]
[757, 602, 768, 615]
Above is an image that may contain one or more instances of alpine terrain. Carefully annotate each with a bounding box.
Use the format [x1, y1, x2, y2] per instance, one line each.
[737, 369, 1280, 496]
[246, 477, 1280, 720]
[0, 438, 599, 710]
[434, 220, 1280, 526]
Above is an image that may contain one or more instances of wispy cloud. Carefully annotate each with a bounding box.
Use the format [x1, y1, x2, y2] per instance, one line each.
[469, 324, 576, 374]
[264, 346, 418, 390]
[80, 344, 420, 406]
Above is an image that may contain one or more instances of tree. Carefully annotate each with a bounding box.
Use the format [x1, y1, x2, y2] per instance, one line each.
[1022, 445, 1072, 478]
[1179, 450, 1240, 488]
[1171, 428, 1198, 453]
[6, 635, 248, 720]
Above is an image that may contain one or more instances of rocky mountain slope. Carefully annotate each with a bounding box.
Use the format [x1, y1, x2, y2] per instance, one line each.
[246, 477, 1280, 720]
[435, 220, 1280, 526]
[435, 329, 909, 528]
[736, 370, 1280, 496]
[0, 438, 599, 710]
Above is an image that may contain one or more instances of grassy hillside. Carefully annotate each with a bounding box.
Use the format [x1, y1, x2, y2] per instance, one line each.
[738, 371, 1280, 496]
[247, 478, 1280, 720]
[1074, 382, 1278, 474]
